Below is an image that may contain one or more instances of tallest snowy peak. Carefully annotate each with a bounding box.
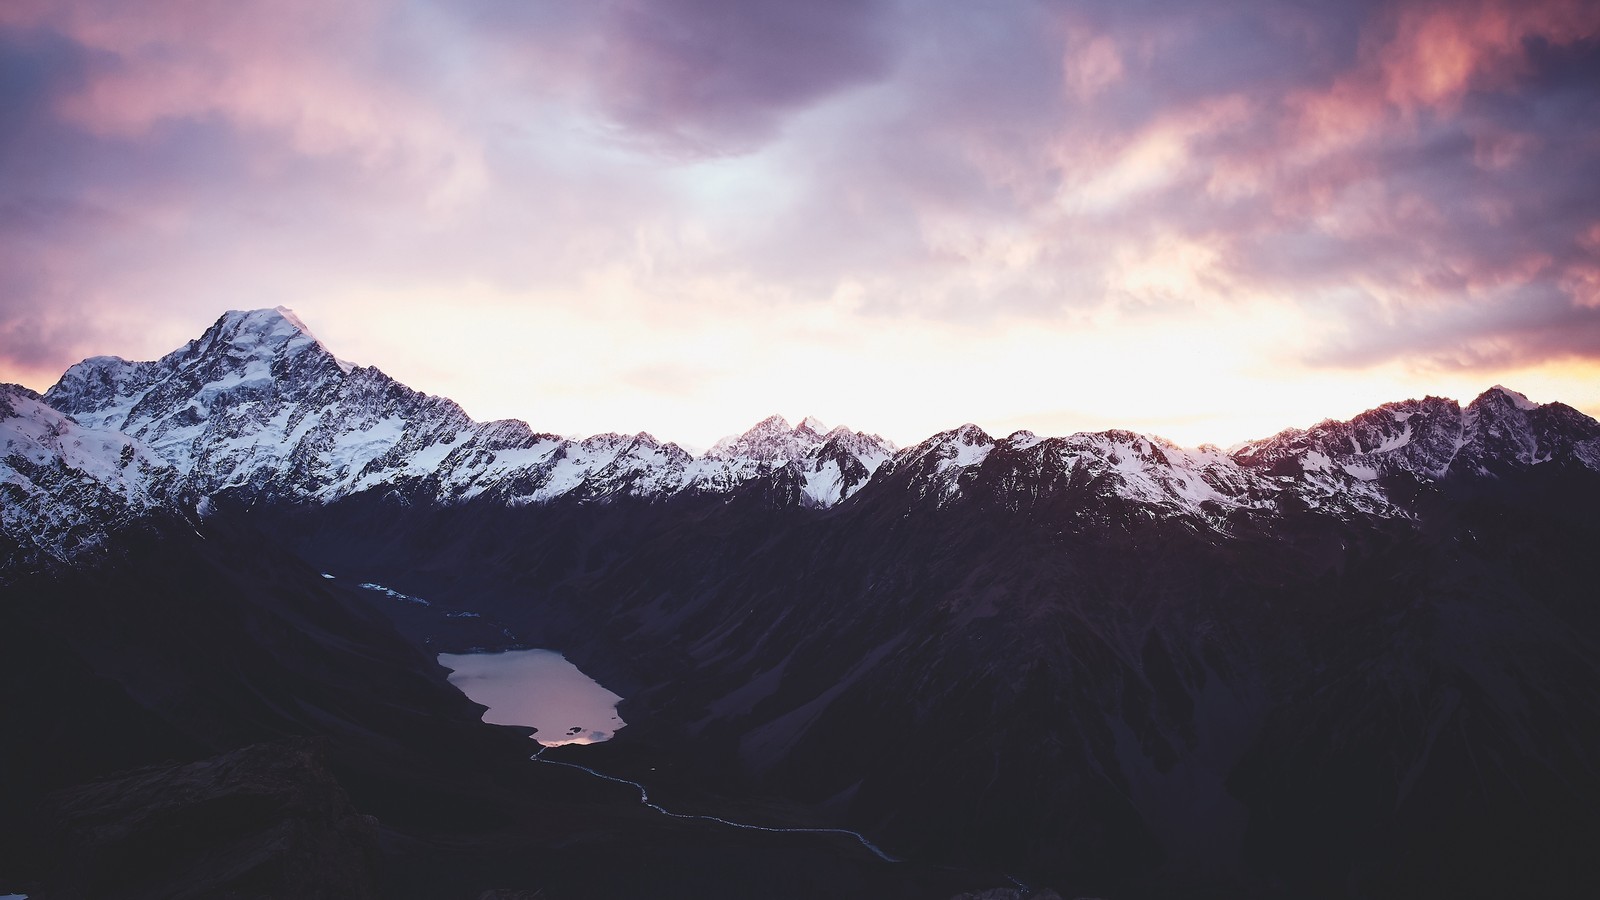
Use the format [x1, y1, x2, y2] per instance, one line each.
[207, 306, 318, 349]
[251, 306, 324, 351]
[44, 306, 359, 437]
[216, 305, 315, 334]
[195, 307, 351, 374]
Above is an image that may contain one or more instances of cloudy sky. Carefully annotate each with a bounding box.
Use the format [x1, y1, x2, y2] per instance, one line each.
[2, 0, 1598, 448]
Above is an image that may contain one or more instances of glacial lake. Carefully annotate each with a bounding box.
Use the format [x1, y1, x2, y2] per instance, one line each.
[438, 649, 625, 746]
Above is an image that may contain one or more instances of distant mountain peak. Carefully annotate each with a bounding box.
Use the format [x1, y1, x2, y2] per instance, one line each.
[1227, 385, 1600, 483]
[1477, 384, 1539, 411]
[948, 423, 992, 446]
[31, 307, 1600, 517]
[708, 415, 803, 460]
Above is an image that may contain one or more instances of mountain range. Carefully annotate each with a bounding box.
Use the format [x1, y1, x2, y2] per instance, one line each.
[5, 307, 1600, 898]
[23, 307, 1600, 534]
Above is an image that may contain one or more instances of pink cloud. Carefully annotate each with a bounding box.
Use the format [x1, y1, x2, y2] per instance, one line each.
[2, 0, 485, 202]
[1376, 0, 1597, 111]
[1062, 32, 1125, 102]
[456, 0, 898, 156]
[2, 0, 1598, 405]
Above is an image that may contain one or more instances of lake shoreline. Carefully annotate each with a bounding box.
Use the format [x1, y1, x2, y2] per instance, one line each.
[438, 648, 626, 747]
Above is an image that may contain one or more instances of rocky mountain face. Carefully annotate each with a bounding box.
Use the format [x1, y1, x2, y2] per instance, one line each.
[37, 308, 1600, 527]
[569, 455, 1600, 895]
[5, 358, 985, 898]
[1, 384, 172, 570]
[1234, 385, 1600, 480]
[41, 307, 897, 510]
[13, 307, 1600, 898]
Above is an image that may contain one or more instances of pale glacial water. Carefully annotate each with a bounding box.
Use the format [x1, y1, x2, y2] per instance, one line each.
[443, 650, 906, 865]
[438, 649, 624, 746]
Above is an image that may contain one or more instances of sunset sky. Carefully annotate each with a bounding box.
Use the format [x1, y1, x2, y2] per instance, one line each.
[2, 0, 1598, 449]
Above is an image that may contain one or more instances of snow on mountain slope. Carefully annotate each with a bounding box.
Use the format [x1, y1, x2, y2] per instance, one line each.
[880, 423, 1393, 523]
[1233, 386, 1600, 481]
[36, 309, 1600, 522]
[45, 308, 475, 502]
[41, 310, 894, 509]
[803, 425, 895, 508]
[1, 384, 171, 566]
[685, 415, 895, 506]
[876, 424, 996, 506]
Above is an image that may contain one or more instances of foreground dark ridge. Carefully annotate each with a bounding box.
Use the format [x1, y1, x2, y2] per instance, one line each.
[0, 510, 997, 899]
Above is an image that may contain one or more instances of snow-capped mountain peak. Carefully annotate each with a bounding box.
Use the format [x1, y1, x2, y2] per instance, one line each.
[687, 414, 894, 505]
[1230, 387, 1600, 482]
[184, 306, 350, 377]
[872, 424, 996, 506]
[46, 308, 352, 434]
[210, 305, 317, 343]
[934, 424, 995, 466]
[39, 315, 900, 509]
[30, 309, 1600, 519]
[1453, 385, 1600, 474]
[706, 414, 862, 465]
[708, 414, 800, 461]
[1481, 384, 1539, 411]
[42, 309, 475, 502]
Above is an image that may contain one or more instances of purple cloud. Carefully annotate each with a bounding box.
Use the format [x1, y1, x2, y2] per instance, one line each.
[2, 0, 1599, 407]
[458, 0, 898, 155]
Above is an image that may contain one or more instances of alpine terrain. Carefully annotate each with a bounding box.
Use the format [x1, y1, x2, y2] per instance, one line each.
[5, 307, 1600, 898]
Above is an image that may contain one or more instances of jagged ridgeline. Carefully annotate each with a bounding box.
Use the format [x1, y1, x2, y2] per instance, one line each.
[6, 306, 1600, 899]
[36, 308, 1600, 522]
[40, 307, 895, 509]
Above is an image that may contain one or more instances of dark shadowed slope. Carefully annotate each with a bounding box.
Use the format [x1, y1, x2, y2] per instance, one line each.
[13, 311, 1600, 897]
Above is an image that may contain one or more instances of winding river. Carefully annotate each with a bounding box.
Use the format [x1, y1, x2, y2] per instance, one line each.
[529, 746, 900, 863]
[439, 647, 899, 862]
